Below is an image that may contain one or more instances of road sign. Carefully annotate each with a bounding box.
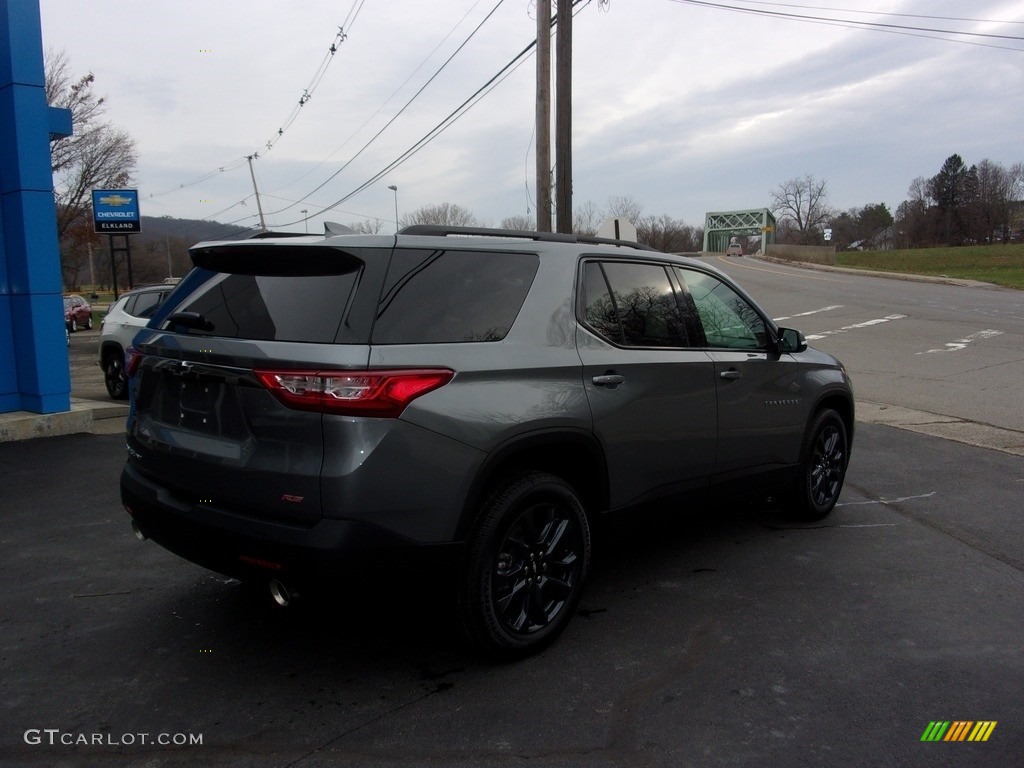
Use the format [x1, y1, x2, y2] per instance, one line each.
[597, 217, 637, 242]
[92, 189, 141, 233]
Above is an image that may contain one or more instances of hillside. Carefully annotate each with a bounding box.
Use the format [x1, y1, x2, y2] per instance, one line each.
[138, 216, 256, 245]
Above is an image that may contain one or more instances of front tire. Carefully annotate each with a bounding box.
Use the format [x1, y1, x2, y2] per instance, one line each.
[791, 408, 849, 520]
[459, 472, 591, 659]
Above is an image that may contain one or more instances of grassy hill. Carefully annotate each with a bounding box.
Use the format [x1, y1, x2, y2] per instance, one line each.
[837, 244, 1024, 290]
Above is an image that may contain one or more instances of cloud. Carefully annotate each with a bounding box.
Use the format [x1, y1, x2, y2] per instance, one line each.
[40, 0, 1024, 232]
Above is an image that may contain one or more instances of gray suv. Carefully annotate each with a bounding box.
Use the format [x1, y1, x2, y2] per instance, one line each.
[121, 226, 853, 658]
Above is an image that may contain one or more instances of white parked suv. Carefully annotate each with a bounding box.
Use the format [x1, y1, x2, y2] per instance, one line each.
[98, 285, 175, 399]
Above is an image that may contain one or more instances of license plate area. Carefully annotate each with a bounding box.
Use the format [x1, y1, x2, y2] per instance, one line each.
[152, 371, 248, 441]
[178, 378, 217, 430]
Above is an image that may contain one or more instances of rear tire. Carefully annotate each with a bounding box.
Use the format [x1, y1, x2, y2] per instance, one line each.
[791, 408, 849, 520]
[459, 471, 591, 660]
[104, 352, 128, 400]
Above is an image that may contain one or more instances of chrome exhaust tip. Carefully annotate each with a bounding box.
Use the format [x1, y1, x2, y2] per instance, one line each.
[268, 578, 297, 607]
[130, 520, 148, 541]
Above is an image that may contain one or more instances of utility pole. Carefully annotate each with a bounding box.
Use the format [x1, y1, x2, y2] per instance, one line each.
[554, 0, 572, 234]
[535, 0, 552, 232]
[246, 155, 268, 232]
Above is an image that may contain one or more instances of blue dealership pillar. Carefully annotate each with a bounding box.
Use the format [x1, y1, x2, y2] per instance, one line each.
[0, 0, 73, 414]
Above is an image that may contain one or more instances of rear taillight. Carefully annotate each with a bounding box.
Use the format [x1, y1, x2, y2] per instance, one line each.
[125, 347, 143, 378]
[253, 368, 454, 417]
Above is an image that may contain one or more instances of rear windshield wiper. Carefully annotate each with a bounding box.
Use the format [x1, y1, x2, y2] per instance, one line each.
[166, 311, 214, 332]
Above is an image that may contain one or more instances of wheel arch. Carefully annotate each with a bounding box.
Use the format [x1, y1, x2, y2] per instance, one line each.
[811, 390, 855, 454]
[99, 340, 125, 366]
[456, 429, 609, 541]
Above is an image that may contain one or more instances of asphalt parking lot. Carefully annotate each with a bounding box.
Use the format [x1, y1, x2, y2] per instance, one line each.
[2, 418, 1022, 767]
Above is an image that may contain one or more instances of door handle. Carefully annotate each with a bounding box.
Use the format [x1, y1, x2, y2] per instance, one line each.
[719, 369, 742, 381]
[592, 374, 626, 387]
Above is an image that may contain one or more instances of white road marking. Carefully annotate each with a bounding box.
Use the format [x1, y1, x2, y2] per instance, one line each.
[916, 329, 1004, 355]
[805, 314, 907, 341]
[837, 491, 937, 508]
[774, 305, 844, 322]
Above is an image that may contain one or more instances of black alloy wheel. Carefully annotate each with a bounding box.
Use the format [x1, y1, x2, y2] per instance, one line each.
[104, 352, 128, 399]
[792, 408, 848, 520]
[460, 472, 591, 659]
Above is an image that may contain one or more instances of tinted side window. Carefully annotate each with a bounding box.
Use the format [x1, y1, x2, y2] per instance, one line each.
[677, 268, 767, 349]
[373, 249, 538, 344]
[132, 291, 165, 319]
[582, 261, 693, 347]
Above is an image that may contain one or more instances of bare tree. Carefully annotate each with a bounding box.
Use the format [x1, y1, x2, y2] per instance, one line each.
[770, 174, 834, 245]
[500, 215, 535, 231]
[635, 214, 701, 252]
[349, 219, 386, 234]
[895, 176, 936, 247]
[573, 200, 601, 235]
[46, 50, 138, 244]
[974, 159, 1024, 243]
[604, 194, 644, 224]
[401, 202, 477, 228]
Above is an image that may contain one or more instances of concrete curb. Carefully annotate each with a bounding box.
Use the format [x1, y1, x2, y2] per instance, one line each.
[857, 401, 1024, 457]
[0, 398, 128, 443]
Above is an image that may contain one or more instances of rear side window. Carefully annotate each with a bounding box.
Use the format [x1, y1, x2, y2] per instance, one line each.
[131, 290, 166, 319]
[372, 249, 538, 344]
[582, 261, 697, 347]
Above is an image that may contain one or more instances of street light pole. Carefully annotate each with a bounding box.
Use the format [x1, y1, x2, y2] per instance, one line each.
[387, 185, 399, 233]
[301, 209, 308, 234]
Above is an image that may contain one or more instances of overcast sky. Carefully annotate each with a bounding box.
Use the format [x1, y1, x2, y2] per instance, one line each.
[39, 0, 1024, 235]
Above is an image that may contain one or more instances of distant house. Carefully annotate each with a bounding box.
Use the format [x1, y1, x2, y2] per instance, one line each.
[848, 226, 895, 251]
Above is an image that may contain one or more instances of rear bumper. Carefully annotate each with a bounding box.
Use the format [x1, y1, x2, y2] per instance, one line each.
[121, 463, 464, 584]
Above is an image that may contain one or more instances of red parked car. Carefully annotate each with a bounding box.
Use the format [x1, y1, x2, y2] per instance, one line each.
[63, 294, 93, 332]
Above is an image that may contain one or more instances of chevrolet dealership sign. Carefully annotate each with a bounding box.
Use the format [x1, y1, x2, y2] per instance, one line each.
[92, 189, 141, 233]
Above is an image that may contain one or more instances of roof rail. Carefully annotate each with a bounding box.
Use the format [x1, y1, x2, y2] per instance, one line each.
[399, 224, 655, 250]
[247, 230, 309, 240]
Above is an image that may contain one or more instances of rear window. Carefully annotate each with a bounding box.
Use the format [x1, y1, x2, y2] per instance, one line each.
[164, 244, 364, 343]
[372, 248, 538, 344]
[166, 273, 358, 343]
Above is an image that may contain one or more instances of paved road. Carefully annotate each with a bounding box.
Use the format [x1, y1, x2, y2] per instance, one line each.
[1, 422, 1021, 766]
[708, 256, 1024, 434]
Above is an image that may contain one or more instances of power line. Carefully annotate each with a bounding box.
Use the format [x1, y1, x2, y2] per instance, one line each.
[720, 0, 1024, 26]
[220, 0, 593, 234]
[288, 0, 594, 228]
[667, 0, 1024, 49]
[265, 0, 494, 199]
[146, 0, 365, 200]
[255, 0, 511, 221]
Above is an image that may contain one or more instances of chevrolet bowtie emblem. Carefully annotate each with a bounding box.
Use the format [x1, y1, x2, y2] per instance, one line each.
[98, 194, 134, 207]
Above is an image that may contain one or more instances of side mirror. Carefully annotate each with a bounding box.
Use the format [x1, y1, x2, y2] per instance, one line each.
[778, 327, 807, 354]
